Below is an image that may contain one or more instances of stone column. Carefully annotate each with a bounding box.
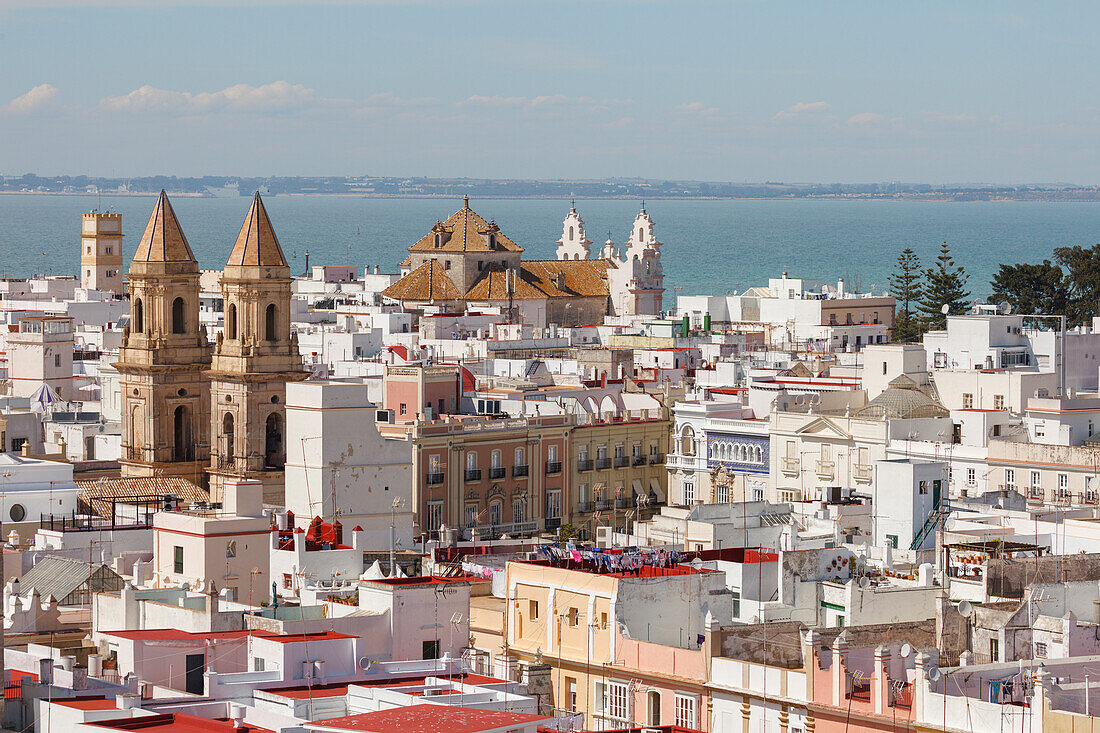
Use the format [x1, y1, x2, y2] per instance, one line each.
[873, 644, 889, 714]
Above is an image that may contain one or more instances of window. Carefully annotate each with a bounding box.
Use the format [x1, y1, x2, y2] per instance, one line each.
[1034, 642, 1047, 659]
[427, 501, 443, 532]
[515, 447, 525, 466]
[993, 394, 1005, 410]
[134, 298, 144, 334]
[512, 498, 525, 524]
[716, 481, 730, 504]
[1005, 469, 1015, 490]
[399, 403, 407, 416]
[919, 480, 928, 495]
[529, 600, 539, 621]
[547, 444, 558, 462]
[681, 427, 696, 456]
[683, 480, 695, 505]
[567, 677, 577, 712]
[172, 297, 186, 334]
[967, 468, 976, 486]
[990, 638, 1000, 662]
[1031, 471, 1042, 489]
[444, 260, 451, 270]
[422, 640, 440, 659]
[546, 489, 561, 520]
[568, 607, 580, 627]
[282, 573, 292, 589]
[962, 393, 974, 409]
[675, 695, 697, 728]
[491, 450, 502, 468]
[173, 546, 184, 574]
[886, 534, 898, 549]
[605, 681, 629, 721]
[1036, 422, 1046, 438]
[54, 354, 60, 368]
[265, 304, 277, 341]
[466, 452, 477, 470]
[253, 658, 265, 672]
[465, 503, 478, 528]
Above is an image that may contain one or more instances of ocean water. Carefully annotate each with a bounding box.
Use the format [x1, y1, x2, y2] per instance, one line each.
[2, 194, 1100, 302]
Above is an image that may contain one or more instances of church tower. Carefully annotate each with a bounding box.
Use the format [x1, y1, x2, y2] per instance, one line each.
[81, 211, 125, 294]
[622, 204, 664, 316]
[556, 201, 592, 260]
[207, 193, 306, 503]
[116, 191, 211, 486]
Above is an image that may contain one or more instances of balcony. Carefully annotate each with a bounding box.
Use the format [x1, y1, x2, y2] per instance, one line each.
[815, 460, 835, 479]
[426, 472, 445, 485]
[577, 459, 593, 472]
[474, 520, 539, 538]
[578, 501, 593, 513]
[596, 499, 612, 511]
[464, 468, 482, 482]
[649, 453, 664, 465]
[781, 457, 801, 475]
[853, 465, 872, 482]
[596, 458, 612, 470]
[545, 518, 562, 531]
[614, 456, 629, 468]
[489, 466, 506, 480]
[1028, 488, 1044, 502]
[614, 497, 628, 509]
[513, 464, 529, 477]
[633, 455, 647, 466]
[545, 460, 562, 475]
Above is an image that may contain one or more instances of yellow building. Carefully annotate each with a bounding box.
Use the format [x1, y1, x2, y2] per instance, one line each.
[568, 409, 669, 535]
[502, 558, 725, 730]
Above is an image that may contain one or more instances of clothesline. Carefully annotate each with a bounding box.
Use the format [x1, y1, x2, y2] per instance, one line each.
[537, 543, 687, 574]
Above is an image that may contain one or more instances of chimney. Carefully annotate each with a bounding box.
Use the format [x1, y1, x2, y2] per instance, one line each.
[116, 693, 141, 710]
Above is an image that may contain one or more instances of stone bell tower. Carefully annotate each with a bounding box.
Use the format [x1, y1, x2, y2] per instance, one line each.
[207, 192, 307, 504]
[556, 201, 592, 261]
[116, 191, 211, 486]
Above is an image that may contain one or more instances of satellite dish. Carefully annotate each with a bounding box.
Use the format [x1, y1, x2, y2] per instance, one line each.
[859, 576, 871, 589]
[928, 667, 942, 682]
[358, 657, 373, 671]
[958, 599, 974, 618]
[941, 303, 951, 315]
[1000, 301, 1012, 315]
[691, 558, 704, 570]
[899, 642, 912, 658]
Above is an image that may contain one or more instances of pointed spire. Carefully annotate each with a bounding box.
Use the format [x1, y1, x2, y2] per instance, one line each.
[462, 194, 470, 209]
[132, 190, 196, 263]
[226, 191, 288, 268]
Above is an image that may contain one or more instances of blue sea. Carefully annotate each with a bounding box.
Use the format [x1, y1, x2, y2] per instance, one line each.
[3, 194, 1099, 302]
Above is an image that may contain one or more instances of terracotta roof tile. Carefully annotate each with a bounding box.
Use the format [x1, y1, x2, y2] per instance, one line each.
[75, 476, 208, 518]
[132, 190, 197, 264]
[226, 192, 288, 268]
[382, 260, 463, 302]
[408, 200, 522, 254]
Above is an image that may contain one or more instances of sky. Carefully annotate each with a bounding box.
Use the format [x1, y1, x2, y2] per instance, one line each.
[1, 1, 1099, 183]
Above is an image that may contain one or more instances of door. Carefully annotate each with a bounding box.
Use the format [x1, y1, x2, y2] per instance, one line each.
[185, 653, 205, 695]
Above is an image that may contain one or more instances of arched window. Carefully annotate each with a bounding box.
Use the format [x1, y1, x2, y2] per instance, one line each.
[681, 426, 695, 457]
[171, 297, 185, 334]
[648, 691, 661, 726]
[756, 446, 763, 463]
[569, 225, 574, 240]
[265, 303, 277, 342]
[265, 412, 283, 468]
[490, 449, 501, 468]
[638, 227, 644, 240]
[133, 298, 144, 334]
[222, 412, 235, 462]
[514, 447, 524, 467]
[227, 304, 237, 340]
[173, 405, 191, 461]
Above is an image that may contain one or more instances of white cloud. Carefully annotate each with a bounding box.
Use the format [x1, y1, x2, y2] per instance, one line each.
[774, 101, 829, 120]
[847, 112, 885, 125]
[675, 101, 718, 115]
[99, 81, 331, 115]
[5, 84, 61, 114]
[462, 94, 627, 113]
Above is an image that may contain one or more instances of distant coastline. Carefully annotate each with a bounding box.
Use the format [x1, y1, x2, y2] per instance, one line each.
[4, 174, 1100, 202]
[5, 190, 1100, 202]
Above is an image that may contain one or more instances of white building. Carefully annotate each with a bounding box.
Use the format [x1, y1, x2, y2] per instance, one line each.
[283, 381, 414, 546]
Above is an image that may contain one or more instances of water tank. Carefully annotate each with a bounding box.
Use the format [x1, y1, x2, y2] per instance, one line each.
[918, 562, 934, 587]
